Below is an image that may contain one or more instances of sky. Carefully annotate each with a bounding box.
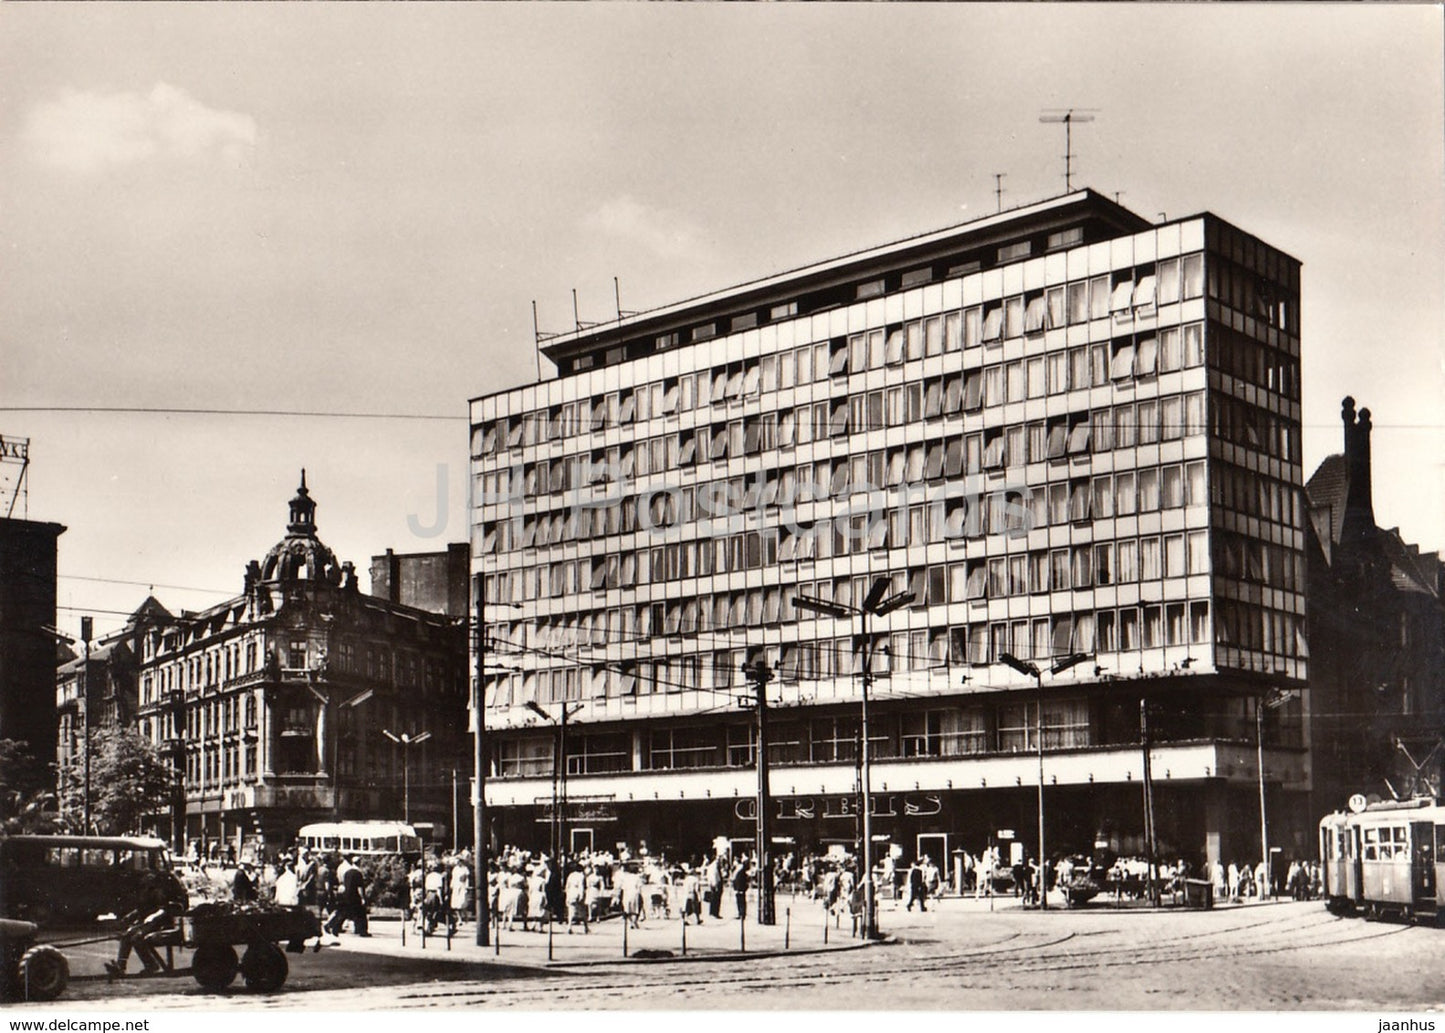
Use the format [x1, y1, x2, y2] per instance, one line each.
[1, 4, 1442, 641]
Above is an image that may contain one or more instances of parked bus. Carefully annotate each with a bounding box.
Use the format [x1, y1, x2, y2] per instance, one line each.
[0, 835, 188, 926]
[294, 821, 423, 857]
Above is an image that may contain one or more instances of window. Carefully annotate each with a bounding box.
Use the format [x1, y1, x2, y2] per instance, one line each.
[1182, 254, 1204, 299]
[1067, 281, 1088, 323]
[1047, 352, 1068, 395]
[1158, 258, 1181, 305]
[1134, 336, 1158, 377]
[1046, 286, 1066, 329]
[567, 733, 631, 775]
[1138, 468, 1161, 511]
[1117, 539, 1139, 582]
[1164, 533, 1186, 578]
[1089, 275, 1110, 319]
[498, 737, 554, 777]
[983, 366, 1003, 407]
[1027, 357, 1046, 398]
[1120, 608, 1140, 650]
[1162, 465, 1184, 508]
[811, 716, 860, 763]
[982, 305, 1004, 343]
[1110, 341, 1136, 380]
[649, 727, 717, 770]
[1094, 542, 1114, 586]
[997, 702, 1036, 753]
[1024, 294, 1047, 334]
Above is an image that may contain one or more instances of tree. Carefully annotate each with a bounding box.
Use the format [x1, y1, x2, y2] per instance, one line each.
[60, 727, 176, 836]
[0, 738, 62, 834]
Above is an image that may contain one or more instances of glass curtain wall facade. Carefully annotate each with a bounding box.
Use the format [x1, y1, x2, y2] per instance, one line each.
[469, 191, 1309, 866]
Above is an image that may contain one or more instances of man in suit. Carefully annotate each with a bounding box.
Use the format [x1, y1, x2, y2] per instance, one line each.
[326, 855, 370, 936]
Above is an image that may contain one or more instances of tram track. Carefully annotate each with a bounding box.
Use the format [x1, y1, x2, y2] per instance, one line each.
[386, 906, 1404, 1008]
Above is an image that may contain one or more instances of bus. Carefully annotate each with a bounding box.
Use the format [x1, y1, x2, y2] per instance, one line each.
[295, 821, 423, 857]
[0, 834, 188, 926]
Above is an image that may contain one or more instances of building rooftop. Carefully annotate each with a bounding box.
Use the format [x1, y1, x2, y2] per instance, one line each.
[514, 189, 1156, 383]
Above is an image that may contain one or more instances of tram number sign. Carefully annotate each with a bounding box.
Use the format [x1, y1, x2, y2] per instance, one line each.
[997, 829, 1016, 840]
[1347, 793, 1368, 814]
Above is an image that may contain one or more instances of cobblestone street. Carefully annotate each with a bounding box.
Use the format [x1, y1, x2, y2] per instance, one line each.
[31, 898, 1445, 1011]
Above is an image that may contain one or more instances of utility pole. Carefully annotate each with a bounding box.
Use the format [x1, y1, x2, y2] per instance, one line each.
[743, 657, 776, 925]
[473, 579, 489, 946]
[81, 616, 92, 834]
[1140, 697, 1160, 906]
[1257, 688, 1297, 899]
[994, 173, 1006, 213]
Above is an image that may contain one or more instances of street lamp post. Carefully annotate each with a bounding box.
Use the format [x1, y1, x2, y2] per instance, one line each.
[526, 700, 582, 860]
[81, 616, 92, 834]
[1257, 688, 1297, 900]
[471, 580, 523, 947]
[1000, 651, 1091, 910]
[795, 576, 915, 940]
[382, 729, 431, 824]
[741, 657, 776, 926]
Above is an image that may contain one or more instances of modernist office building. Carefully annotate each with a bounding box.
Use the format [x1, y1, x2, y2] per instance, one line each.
[469, 190, 1309, 869]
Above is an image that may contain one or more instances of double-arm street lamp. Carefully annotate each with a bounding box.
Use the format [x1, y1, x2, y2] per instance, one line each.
[382, 729, 431, 825]
[794, 576, 915, 940]
[1257, 687, 1297, 899]
[998, 651, 1092, 909]
[525, 700, 583, 860]
[473, 577, 526, 947]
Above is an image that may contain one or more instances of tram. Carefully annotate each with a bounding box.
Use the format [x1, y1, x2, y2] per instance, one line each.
[1319, 798, 1443, 922]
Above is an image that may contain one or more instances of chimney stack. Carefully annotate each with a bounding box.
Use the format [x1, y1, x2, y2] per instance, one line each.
[1340, 396, 1376, 547]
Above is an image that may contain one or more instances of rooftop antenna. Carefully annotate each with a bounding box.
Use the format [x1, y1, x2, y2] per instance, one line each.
[614, 277, 638, 321]
[1039, 108, 1098, 192]
[994, 173, 1006, 213]
[572, 288, 602, 332]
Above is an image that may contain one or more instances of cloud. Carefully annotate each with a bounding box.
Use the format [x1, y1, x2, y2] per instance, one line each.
[583, 195, 700, 260]
[23, 83, 257, 174]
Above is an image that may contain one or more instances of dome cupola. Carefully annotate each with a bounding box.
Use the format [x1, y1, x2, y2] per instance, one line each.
[259, 469, 342, 586]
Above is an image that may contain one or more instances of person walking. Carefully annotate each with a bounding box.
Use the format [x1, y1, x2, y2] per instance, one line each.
[273, 857, 299, 907]
[450, 855, 472, 927]
[231, 860, 258, 903]
[295, 849, 316, 908]
[564, 863, 589, 933]
[680, 864, 704, 925]
[327, 855, 370, 937]
[731, 856, 750, 920]
[705, 854, 725, 919]
[905, 859, 927, 912]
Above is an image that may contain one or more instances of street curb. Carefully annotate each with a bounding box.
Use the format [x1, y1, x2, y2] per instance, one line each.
[541, 934, 887, 968]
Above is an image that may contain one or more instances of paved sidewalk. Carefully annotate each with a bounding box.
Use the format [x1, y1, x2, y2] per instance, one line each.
[323, 895, 873, 969]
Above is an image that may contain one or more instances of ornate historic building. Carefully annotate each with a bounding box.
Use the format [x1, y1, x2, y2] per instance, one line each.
[129, 473, 468, 857]
[1306, 399, 1445, 815]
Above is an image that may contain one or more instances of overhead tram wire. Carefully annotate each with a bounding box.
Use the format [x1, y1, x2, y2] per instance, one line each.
[5, 405, 1425, 433]
[0, 405, 464, 422]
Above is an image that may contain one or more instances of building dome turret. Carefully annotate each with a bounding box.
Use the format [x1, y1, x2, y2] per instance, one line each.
[260, 470, 342, 586]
